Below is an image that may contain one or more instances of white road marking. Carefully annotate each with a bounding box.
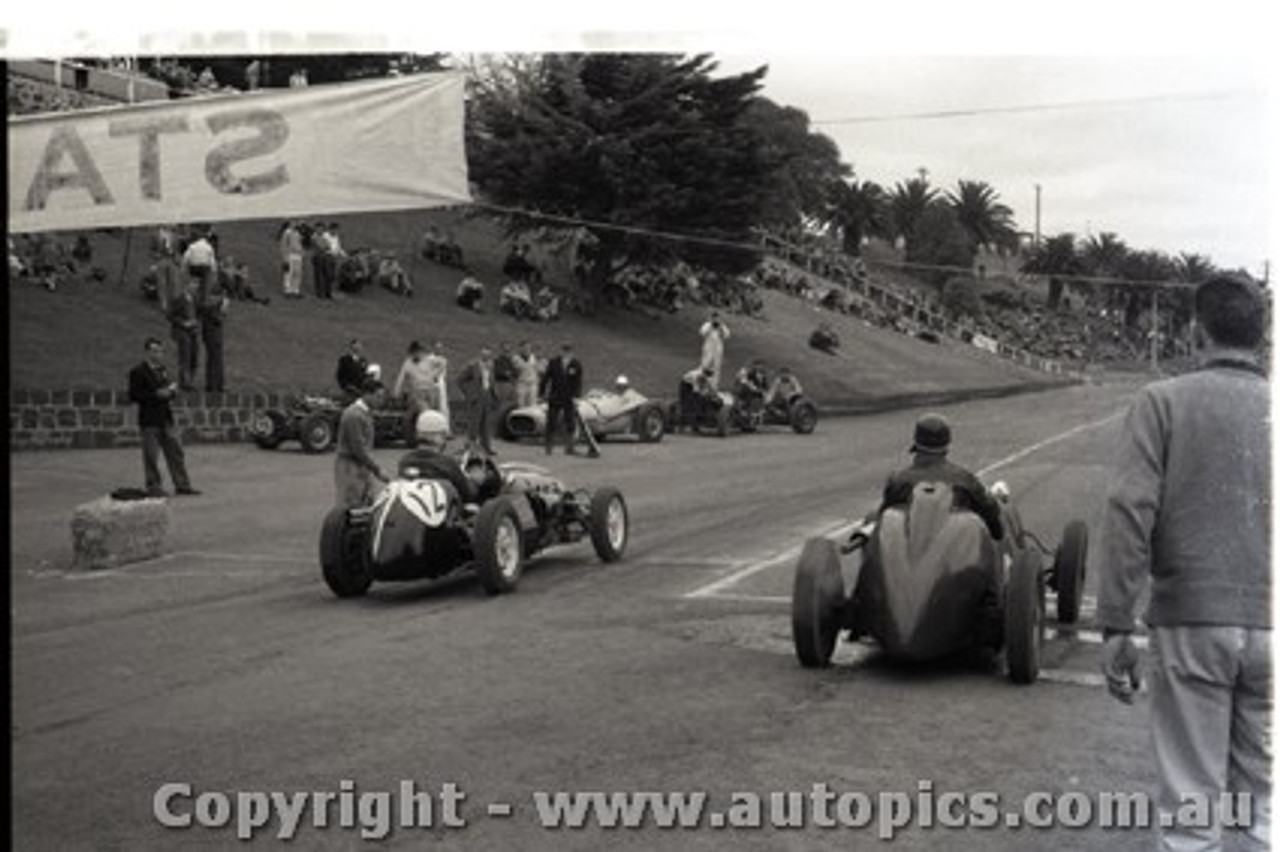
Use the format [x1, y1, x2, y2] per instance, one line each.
[682, 411, 1125, 601]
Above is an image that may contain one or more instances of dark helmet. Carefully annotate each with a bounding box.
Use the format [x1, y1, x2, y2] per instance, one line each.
[911, 413, 951, 455]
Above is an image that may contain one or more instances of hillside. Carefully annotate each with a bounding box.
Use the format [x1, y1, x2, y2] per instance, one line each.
[9, 209, 1067, 406]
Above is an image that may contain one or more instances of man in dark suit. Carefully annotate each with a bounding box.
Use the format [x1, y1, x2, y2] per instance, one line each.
[128, 337, 199, 497]
[539, 341, 595, 457]
[335, 338, 370, 402]
[456, 346, 499, 455]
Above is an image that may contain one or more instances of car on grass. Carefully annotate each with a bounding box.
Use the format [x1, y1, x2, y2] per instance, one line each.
[498, 387, 667, 444]
[791, 480, 1087, 684]
[319, 455, 629, 598]
[251, 393, 417, 453]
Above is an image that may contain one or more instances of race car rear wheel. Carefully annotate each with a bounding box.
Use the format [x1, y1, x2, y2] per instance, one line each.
[299, 413, 336, 454]
[495, 403, 518, 441]
[715, 406, 730, 438]
[320, 508, 373, 598]
[475, 498, 524, 595]
[1052, 520, 1088, 624]
[589, 488, 628, 562]
[251, 410, 289, 449]
[792, 538, 845, 668]
[1004, 550, 1045, 684]
[637, 405, 665, 443]
[789, 399, 819, 435]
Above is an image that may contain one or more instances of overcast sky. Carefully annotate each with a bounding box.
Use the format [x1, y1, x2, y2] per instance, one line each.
[7, 1, 1276, 274]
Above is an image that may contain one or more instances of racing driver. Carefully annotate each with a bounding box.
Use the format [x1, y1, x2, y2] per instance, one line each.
[398, 410, 479, 506]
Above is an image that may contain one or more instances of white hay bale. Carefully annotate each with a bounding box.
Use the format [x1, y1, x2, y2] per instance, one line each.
[70, 496, 170, 571]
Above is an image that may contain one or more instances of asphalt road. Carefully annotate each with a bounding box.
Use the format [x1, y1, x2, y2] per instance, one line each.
[12, 376, 1177, 851]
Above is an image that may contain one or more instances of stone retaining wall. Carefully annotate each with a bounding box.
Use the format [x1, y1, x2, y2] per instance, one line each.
[9, 389, 288, 451]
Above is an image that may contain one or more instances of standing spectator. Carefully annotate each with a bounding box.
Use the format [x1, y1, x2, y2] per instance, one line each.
[184, 226, 226, 393]
[311, 223, 332, 300]
[457, 346, 499, 455]
[512, 340, 541, 408]
[335, 338, 370, 402]
[1098, 275, 1271, 851]
[419, 341, 450, 425]
[151, 242, 181, 315]
[493, 342, 518, 404]
[289, 68, 308, 88]
[392, 341, 438, 422]
[324, 223, 345, 299]
[333, 382, 388, 509]
[699, 310, 731, 389]
[168, 280, 200, 391]
[127, 337, 199, 497]
[539, 341, 591, 456]
[279, 220, 304, 299]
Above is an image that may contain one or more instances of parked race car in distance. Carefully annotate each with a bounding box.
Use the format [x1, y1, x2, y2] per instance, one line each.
[498, 386, 666, 444]
[667, 379, 818, 437]
[791, 480, 1088, 685]
[251, 393, 417, 453]
[320, 455, 629, 598]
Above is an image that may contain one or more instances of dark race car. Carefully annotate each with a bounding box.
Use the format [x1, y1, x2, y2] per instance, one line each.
[251, 393, 417, 453]
[791, 480, 1087, 685]
[319, 455, 628, 598]
[667, 377, 818, 437]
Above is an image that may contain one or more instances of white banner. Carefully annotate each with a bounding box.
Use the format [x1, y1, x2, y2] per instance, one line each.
[971, 333, 1000, 354]
[9, 72, 470, 233]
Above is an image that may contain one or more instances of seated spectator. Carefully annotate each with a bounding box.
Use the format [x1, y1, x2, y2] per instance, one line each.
[71, 235, 93, 266]
[502, 244, 541, 284]
[219, 255, 270, 305]
[338, 249, 375, 293]
[421, 225, 445, 262]
[8, 236, 27, 280]
[810, 322, 840, 355]
[439, 231, 465, 268]
[456, 273, 485, 312]
[499, 279, 534, 319]
[376, 254, 414, 297]
[532, 285, 561, 322]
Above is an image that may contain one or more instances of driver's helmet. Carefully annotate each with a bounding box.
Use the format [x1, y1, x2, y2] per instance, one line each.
[366, 363, 382, 383]
[615, 374, 629, 393]
[415, 409, 450, 449]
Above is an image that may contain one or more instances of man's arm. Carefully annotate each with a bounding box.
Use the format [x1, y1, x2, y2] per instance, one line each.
[1096, 391, 1165, 633]
[345, 413, 383, 477]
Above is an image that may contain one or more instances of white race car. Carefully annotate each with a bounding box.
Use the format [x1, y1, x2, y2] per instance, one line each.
[499, 387, 666, 444]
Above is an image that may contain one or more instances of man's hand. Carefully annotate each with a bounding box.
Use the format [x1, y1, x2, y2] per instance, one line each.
[1102, 632, 1142, 704]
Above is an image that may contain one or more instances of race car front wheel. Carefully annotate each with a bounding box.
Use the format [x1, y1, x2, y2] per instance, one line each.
[637, 405, 665, 443]
[792, 538, 845, 668]
[320, 508, 373, 598]
[251, 410, 288, 449]
[1004, 550, 1044, 685]
[299, 413, 337, 454]
[589, 488, 628, 562]
[475, 498, 524, 595]
[789, 399, 819, 435]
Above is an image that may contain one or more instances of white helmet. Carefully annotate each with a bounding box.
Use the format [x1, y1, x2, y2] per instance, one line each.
[415, 410, 450, 444]
[366, 363, 382, 382]
[615, 374, 629, 390]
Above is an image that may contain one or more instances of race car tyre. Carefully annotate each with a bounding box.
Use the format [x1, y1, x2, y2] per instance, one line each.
[251, 410, 289, 449]
[791, 538, 845, 668]
[1004, 550, 1045, 685]
[299, 413, 337, 454]
[1052, 520, 1089, 624]
[320, 508, 373, 598]
[667, 401, 683, 433]
[588, 488, 629, 562]
[637, 405, 665, 443]
[495, 403, 518, 441]
[401, 412, 419, 448]
[474, 498, 524, 595]
[715, 406, 730, 438]
[789, 399, 819, 435]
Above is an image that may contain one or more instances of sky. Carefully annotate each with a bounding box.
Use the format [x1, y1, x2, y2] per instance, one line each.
[5, 1, 1277, 275]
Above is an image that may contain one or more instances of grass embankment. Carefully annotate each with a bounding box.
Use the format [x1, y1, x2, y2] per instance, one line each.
[10, 209, 1065, 405]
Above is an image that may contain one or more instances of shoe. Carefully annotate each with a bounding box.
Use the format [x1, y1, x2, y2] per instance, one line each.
[587, 449, 600, 459]
[146, 487, 168, 497]
[175, 487, 202, 496]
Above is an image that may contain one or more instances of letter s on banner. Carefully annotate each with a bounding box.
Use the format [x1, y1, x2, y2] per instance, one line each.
[9, 72, 471, 234]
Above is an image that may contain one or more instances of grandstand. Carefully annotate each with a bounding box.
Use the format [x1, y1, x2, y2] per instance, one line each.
[8, 58, 169, 115]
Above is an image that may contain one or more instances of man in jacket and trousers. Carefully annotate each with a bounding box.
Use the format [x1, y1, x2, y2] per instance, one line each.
[539, 341, 594, 456]
[1098, 274, 1271, 851]
[334, 382, 388, 509]
[457, 346, 499, 455]
[128, 337, 199, 497]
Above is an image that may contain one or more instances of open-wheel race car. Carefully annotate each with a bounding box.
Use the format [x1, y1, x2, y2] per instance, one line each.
[498, 387, 667, 444]
[791, 481, 1087, 684]
[319, 455, 629, 598]
[251, 394, 417, 453]
[667, 378, 818, 437]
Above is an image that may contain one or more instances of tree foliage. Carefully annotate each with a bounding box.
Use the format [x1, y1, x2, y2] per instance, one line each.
[907, 202, 975, 286]
[1022, 233, 1083, 309]
[889, 177, 939, 254]
[945, 180, 1018, 253]
[739, 98, 849, 231]
[466, 53, 777, 296]
[829, 178, 890, 256]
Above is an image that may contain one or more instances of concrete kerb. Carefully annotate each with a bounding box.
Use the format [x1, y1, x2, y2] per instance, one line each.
[814, 376, 1083, 419]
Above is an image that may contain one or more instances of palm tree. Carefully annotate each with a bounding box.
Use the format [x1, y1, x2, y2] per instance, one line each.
[889, 177, 938, 254]
[944, 180, 1018, 253]
[1021, 232, 1082, 309]
[1080, 232, 1129, 308]
[1175, 252, 1216, 284]
[829, 178, 889, 256]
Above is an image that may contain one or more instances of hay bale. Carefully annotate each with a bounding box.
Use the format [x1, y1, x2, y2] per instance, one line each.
[70, 496, 170, 571]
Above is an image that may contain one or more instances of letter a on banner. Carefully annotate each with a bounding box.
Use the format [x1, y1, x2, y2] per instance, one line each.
[9, 72, 471, 233]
